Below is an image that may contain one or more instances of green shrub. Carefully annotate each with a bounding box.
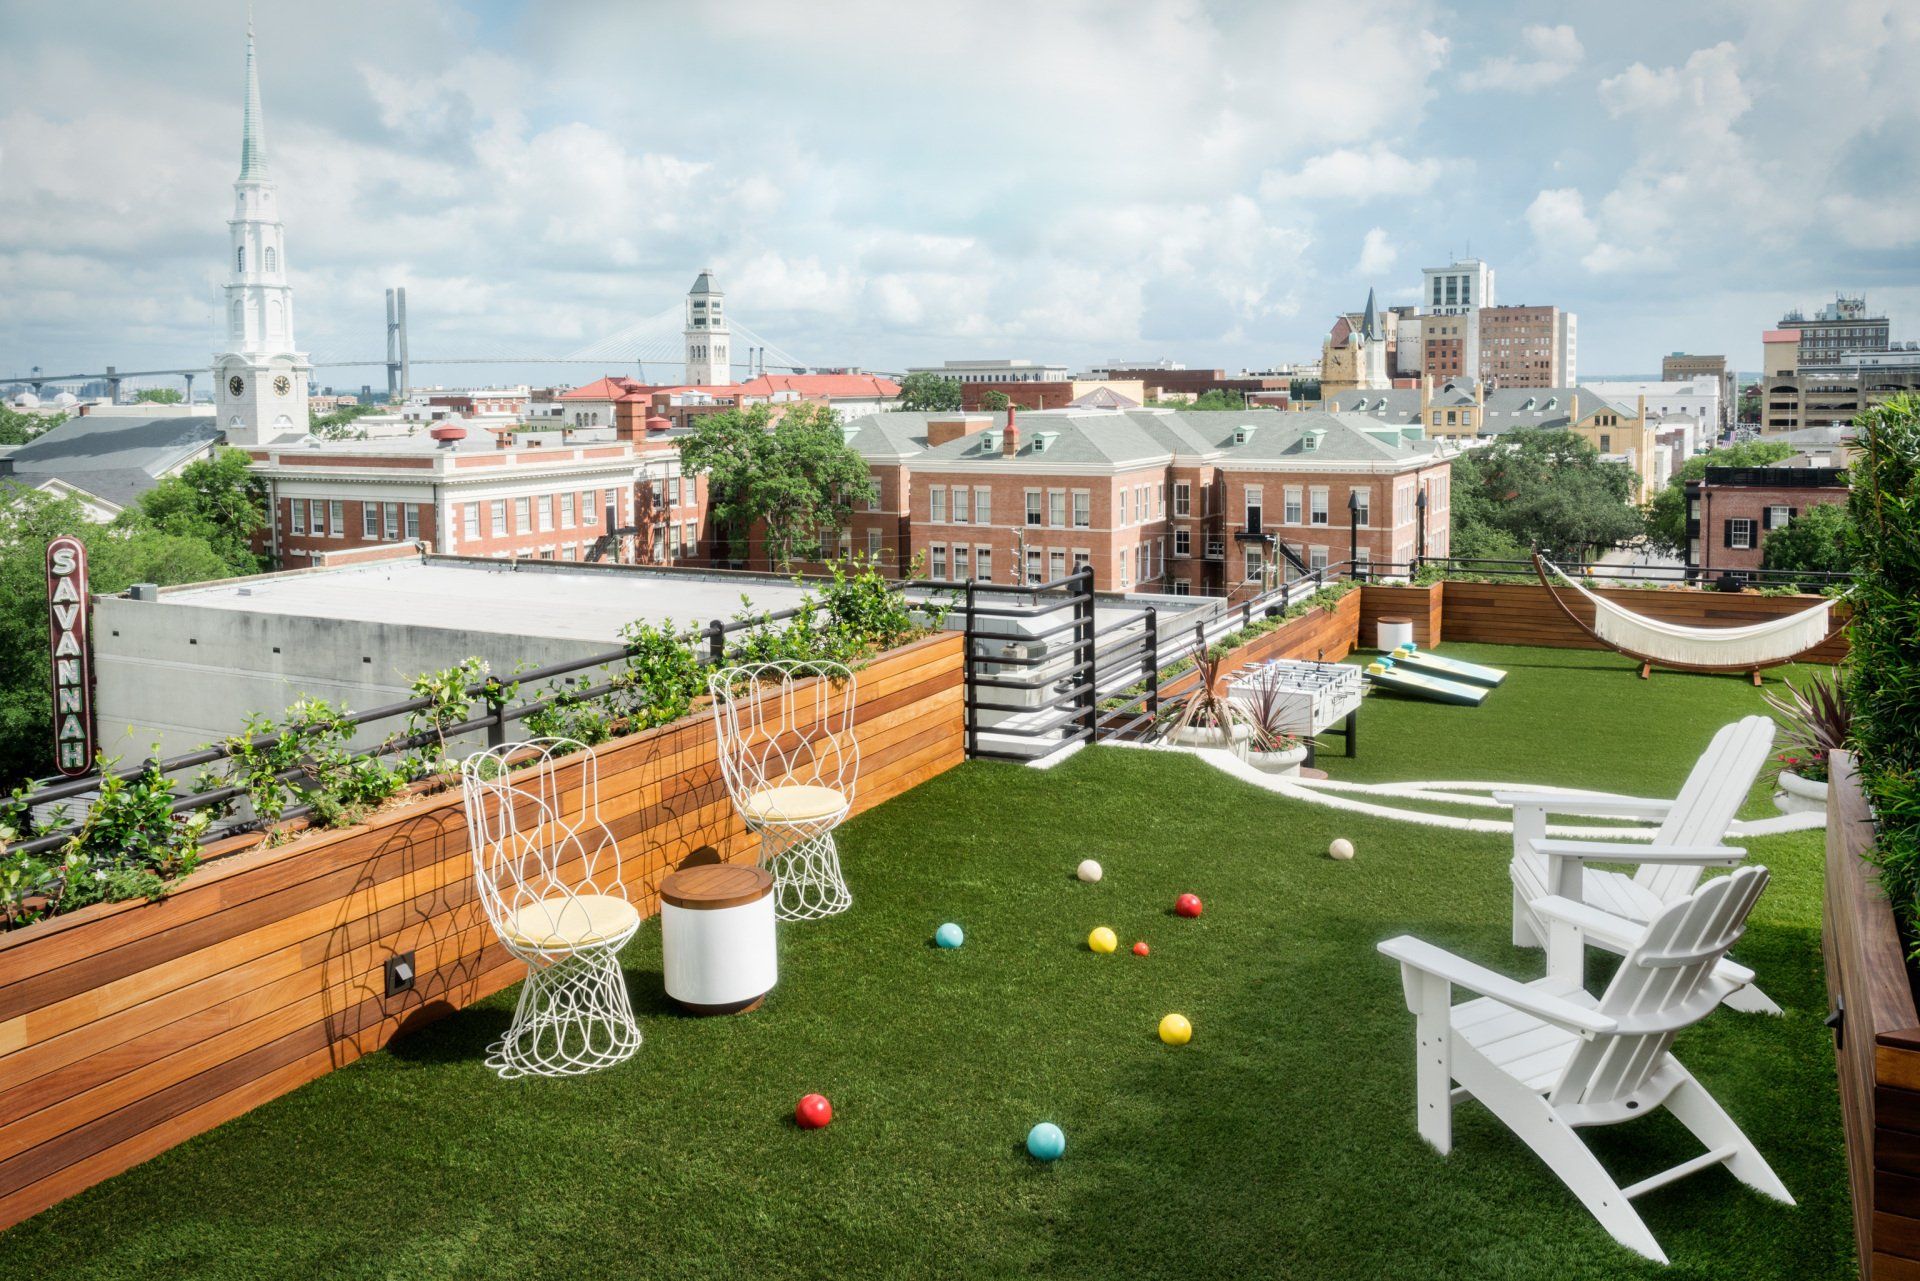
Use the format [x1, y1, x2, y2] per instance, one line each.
[1845, 393, 1920, 936]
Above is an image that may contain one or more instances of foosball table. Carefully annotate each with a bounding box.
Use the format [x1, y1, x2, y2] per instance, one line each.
[1225, 658, 1363, 761]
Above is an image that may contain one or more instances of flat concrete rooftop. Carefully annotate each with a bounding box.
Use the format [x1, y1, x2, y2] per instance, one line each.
[151, 557, 820, 644]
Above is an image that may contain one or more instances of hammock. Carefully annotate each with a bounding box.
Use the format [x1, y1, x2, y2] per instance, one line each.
[1533, 553, 1843, 677]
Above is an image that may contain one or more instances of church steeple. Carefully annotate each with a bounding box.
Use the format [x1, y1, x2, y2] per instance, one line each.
[239, 7, 268, 181]
[1361, 286, 1380, 340]
[215, 5, 309, 448]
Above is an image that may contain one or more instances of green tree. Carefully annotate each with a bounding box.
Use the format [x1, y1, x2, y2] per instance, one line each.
[677, 403, 877, 568]
[978, 389, 1011, 411]
[134, 388, 184, 404]
[1644, 440, 1793, 557]
[1737, 384, 1760, 423]
[118, 448, 269, 575]
[1761, 501, 1856, 588]
[310, 403, 379, 439]
[1450, 429, 1643, 560]
[897, 372, 961, 413]
[1147, 389, 1247, 411]
[0, 406, 63, 446]
[0, 487, 234, 787]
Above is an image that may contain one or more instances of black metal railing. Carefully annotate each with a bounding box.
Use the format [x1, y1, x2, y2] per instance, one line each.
[1367, 554, 1853, 590]
[958, 566, 1097, 763]
[17, 592, 963, 858]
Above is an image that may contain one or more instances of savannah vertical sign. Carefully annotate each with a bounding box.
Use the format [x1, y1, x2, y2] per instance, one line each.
[46, 536, 94, 776]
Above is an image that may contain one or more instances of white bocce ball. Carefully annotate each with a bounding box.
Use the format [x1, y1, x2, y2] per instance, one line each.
[1077, 858, 1104, 883]
[1328, 838, 1355, 862]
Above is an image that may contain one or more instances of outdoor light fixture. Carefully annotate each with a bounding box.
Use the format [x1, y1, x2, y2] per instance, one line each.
[384, 952, 416, 998]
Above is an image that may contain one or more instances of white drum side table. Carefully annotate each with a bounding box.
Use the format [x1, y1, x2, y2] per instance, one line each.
[660, 863, 777, 1015]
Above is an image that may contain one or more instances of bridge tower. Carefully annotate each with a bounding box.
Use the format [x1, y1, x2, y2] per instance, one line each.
[213, 10, 310, 446]
[683, 269, 730, 385]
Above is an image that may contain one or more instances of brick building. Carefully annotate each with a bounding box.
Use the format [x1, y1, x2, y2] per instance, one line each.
[956, 378, 1147, 412]
[1684, 465, 1850, 578]
[874, 408, 1451, 597]
[1479, 305, 1576, 388]
[1091, 368, 1292, 402]
[250, 422, 646, 568]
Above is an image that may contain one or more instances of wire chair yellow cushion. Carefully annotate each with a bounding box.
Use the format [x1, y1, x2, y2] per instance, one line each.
[500, 893, 640, 950]
[741, 784, 847, 824]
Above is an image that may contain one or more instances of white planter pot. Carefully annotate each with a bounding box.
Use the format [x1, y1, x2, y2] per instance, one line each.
[1772, 769, 1829, 815]
[1247, 744, 1310, 775]
[1169, 722, 1252, 750]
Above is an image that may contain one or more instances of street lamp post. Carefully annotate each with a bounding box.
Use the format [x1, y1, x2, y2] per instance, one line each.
[1414, 486, 1429, 574]
[1346, 489, 1361, 580]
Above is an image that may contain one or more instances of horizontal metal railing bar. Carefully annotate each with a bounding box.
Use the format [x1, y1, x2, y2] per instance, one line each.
[962, 649, 1056, 670]
[969, 705, 1093, 740]
[989, 658, 1093, 689]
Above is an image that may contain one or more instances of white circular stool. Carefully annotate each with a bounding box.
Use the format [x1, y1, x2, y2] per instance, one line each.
[1377, 616, 1415, 653]
[660, 864, 778, 1015]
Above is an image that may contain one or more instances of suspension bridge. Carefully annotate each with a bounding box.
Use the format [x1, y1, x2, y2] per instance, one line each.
[1, 298, 839, 400]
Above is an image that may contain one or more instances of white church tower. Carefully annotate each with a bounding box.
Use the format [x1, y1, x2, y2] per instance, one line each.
[214, 12, 310, 446]
[683, 270, 730, 385]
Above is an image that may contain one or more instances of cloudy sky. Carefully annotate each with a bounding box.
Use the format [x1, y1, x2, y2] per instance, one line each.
[3, 0, 1918, 390]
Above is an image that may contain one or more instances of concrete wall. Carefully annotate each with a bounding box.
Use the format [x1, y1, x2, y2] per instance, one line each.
[91, 596, 619, 763]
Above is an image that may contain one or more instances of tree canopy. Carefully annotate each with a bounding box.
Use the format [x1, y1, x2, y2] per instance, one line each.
[676, 403, 877, 568]
[134, 388, 184, 404]
[1448, 428, 1644, 562]
[897, 372, 961, 413]
[1644, 440, 1792, 557]
[0, 487, 236, 788]
[977, 389, 1011, 411]
[0, 406, 62, 447]
[117, 448, 269, 576]
[1761, 501, 1856, 588]
[310, 403, 381, 439]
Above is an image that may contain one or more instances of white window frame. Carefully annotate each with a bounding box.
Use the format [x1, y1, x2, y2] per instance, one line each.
[953, 545, 970, 579]
[1174, 481, 1191, 517]
[1174, 527, 1191, 557]
[1245, 484, 1264, 530]
[975, 546, 992, 582]
[974, 488, 991, 525]
[929, 485, 947, 523]
[951, 485, 969, 524]
[1284, 486, 1303, 525]
[365, 503, 381, 539]
[329, 500, 343, 538]
[1048, 489, 1066, 528]
[514, 497, 531, 534]
[1072, 490, 1091, 528]
[560, 493, 575, 528]
[1351, 486, 1371, 527]
[1025, 489, 1043, 526]
[1729, 518, 1755, 550]
[930, 543, 947, 580]
[1309, 486, 1329, 526]
[290, 501, 305, 535]
[490, 500, 507, 536]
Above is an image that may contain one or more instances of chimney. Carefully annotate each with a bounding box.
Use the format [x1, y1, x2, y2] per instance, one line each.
[926, 414, 991, 447]
[1001, 405, 1020, 457]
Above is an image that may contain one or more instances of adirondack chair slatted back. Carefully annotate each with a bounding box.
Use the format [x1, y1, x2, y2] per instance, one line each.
[461, 739, 624, 935]
[709, 661, 859, 805]
[1634, 716, 1776, 902]
[1548, 866, 1769, 1110]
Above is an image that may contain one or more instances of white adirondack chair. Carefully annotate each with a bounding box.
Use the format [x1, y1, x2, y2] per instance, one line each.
[1379, 866, 1792, 1265]
[1497, 714, 1779, 1015]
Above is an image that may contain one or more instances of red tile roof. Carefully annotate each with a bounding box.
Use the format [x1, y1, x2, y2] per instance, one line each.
[737, 374, 901, 398]
[561, 376, 651, 401]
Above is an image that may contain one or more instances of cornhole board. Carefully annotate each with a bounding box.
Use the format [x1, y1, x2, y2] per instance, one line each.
[1395, 649, 1507, 688]
[1366, 665, 1490, 706]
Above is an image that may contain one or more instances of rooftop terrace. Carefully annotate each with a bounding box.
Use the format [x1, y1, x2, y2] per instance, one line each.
[0, 642, 1846, 1279]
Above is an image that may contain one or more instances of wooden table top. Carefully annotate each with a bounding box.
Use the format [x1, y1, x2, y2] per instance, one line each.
[661, 863, 775, 911]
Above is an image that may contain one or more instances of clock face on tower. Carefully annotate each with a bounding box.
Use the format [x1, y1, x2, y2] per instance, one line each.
[273, 375, 291, 396]
[228, 375, 245, 397]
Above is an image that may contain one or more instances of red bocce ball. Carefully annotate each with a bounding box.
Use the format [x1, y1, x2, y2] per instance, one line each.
[796, 1093, 833, 1129]
[1133, 941, 1150, 957]
[1175, 893, 1203, 919]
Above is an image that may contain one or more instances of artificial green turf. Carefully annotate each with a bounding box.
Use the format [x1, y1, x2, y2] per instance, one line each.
[0, 645, 1850, 1279]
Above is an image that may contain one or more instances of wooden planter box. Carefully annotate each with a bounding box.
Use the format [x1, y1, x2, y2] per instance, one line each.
[0, 633, 965, 1230]
[1822, 751, 1920, 1280]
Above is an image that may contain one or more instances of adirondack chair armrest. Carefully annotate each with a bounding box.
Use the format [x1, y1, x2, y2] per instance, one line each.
[1378, 935, 1617, 1036]
[1532, 839, 1746, 867]
[1493, 790, 1673, 819]
[1528, 895, 1645, 953]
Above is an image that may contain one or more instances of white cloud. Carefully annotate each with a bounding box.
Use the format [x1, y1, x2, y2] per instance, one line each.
[1263, 144, 1443, 202]
[1599, 42, 1750, 134]
[1466, 24, 1584, 92]
[1356, 228, 1397, 275]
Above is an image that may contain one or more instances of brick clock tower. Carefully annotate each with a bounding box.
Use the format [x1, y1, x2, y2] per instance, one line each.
[214, 12, 310, 447]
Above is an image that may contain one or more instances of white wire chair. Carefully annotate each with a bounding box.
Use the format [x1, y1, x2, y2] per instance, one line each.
[459, 738, 642, 1079]
[709, 660, 860, 922]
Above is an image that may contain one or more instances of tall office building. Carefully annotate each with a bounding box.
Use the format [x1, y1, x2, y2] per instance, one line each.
[1419, 258, 1495, 380]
